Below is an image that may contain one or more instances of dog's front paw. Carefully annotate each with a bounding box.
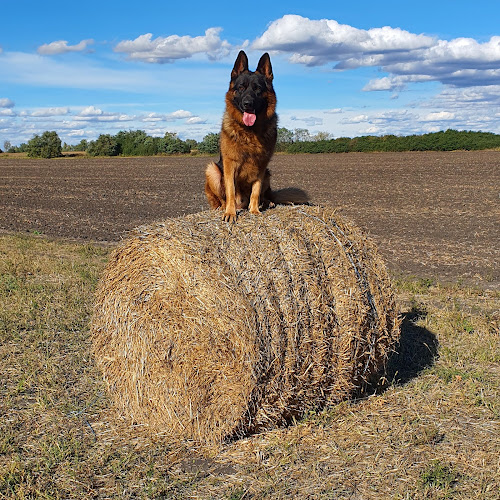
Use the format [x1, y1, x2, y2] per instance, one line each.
[223, 211, 237, 223]
[249, 207, 261, 215]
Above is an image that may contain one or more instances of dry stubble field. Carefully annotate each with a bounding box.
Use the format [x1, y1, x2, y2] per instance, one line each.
[0, 151, 499, 499]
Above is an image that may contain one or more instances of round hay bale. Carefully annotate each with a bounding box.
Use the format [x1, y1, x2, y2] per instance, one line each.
[91, 205, 400, 443]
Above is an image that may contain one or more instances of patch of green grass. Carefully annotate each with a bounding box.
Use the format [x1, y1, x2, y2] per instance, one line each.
[0, 273, 19, 293]
[420, 460, 460, 491]
[432, 364, 485, 384]
[227, 487, 248, 500]
[0, 461, 30, 498]
[393, 276, 436, 294]
[77, 243, 109, 258]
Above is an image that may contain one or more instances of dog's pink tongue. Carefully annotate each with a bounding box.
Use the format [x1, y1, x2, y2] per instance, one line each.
[243, 112, 256, 127]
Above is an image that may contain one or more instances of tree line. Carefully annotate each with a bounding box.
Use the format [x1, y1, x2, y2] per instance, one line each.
[3, 128, 500, 158]
[282, 129, 500, 153]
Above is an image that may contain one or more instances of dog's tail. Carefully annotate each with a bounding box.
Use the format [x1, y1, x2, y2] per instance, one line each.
[205, 161, 225, 209]
[269, 187, 310, 206]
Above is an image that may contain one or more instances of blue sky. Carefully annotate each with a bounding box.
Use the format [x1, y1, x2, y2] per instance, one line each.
[1, 0, 500, 145]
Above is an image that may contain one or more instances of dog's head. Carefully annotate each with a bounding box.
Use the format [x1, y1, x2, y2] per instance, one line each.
[228, 51, 275, 127]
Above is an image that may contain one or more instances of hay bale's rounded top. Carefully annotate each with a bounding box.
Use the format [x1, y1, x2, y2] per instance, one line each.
[92, 205, 400, 444]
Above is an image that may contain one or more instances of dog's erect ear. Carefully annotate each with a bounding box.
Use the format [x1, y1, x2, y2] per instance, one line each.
[231, 51, 249, 80]
[256, 53, 273, 81]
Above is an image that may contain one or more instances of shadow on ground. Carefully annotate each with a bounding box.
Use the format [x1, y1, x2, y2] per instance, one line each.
[385, 307, 439, 386]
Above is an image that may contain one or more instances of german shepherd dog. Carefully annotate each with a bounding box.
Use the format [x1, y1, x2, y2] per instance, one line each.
[205, 50, 277, 222]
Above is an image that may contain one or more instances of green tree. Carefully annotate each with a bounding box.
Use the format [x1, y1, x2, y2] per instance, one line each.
[74, 139, 88, 152]
[162, 132, 190, 154]
[6, 143, 27, 153]
[27, 131, 62, 158]
[277, 127, 294, 144]
[276, 127, 294, 152]
[184, 139, 197, 153]
[3, 140, 11, 151]
[87, 134, 120, 156]
[198, 132, 220, 155]
[293, 128, 311, 142]
[115, 130, 149, 156]
[312, 131, 331, 141]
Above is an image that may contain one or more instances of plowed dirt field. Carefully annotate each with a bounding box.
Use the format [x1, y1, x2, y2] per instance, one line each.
[1, 151, 498, 288]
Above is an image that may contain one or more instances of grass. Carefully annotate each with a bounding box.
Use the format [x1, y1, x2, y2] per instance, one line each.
[0, 233, 498, 499]
[420, 460, 460, 496]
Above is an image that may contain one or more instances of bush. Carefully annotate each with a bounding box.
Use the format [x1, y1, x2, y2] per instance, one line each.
[73, 139, 88, 152]
[9, 143, 29, 154]
[27, 131, 62, 158]
[162, 132, 191, 155]
[115, 130, 149, 156]
[87, 134, 120, 157]
[284, 129, 500, 154]
[198, 133, 220, 155]
[110, 130, 191, 156]
[276, 127, 294, 152]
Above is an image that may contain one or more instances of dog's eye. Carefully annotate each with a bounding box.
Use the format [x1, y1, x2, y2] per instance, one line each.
[237, 85, 245, 92]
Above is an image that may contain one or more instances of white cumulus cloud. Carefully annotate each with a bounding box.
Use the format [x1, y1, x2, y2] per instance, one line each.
[114, 28, 231, 63]
[423, 111, 456, 121]
[253, 15, 434, 67]
[142, 112, 164, 122]
[0, 98, 15, 108]
[29, 107, 70, 117]
[79, 105, 103, 117]
[67, 129, 86, 137]
[186, 116, 206, 124]
[168, 109, 193, 119]
[253, 14, 500, 90]
[37, 39, 94, 55]
[140, 110, 197, 122]
[74, 106, 134, 123]
[342, 114, 370, 124]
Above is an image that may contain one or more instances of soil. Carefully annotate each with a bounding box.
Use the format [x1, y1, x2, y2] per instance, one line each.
[0, 151, 498, 288]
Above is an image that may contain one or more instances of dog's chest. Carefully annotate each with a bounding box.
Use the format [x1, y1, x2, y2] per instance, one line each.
[223, 128, 269, 159]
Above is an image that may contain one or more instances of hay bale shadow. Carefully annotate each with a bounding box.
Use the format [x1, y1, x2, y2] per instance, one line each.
[385, 307, 439, 386]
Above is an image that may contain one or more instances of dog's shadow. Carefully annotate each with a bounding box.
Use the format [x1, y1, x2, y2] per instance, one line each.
[269, 187, 310, 207]
[384, 306, 439, 386]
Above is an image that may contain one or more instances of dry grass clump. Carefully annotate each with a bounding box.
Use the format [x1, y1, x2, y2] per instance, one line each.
[91, 205, 400, 443]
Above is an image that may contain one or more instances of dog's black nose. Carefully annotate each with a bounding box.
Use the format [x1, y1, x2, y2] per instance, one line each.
[242, 96, 254, 110]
